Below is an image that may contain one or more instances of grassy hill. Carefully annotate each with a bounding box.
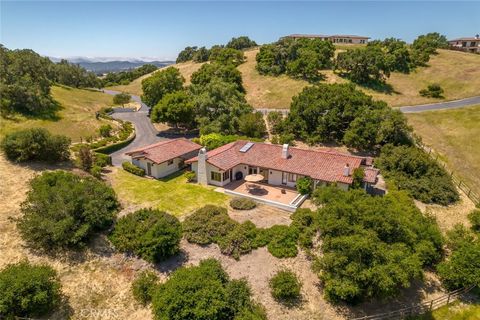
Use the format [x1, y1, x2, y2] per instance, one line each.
[0, 86, 115, 142]
[407, 104, 480, 193]
[107, 48, 480, 109]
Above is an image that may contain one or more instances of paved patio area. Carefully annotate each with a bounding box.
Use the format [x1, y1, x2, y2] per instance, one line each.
[223, 180, 300, 205]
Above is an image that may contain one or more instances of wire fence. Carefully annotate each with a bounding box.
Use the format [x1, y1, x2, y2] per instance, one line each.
[351, 285, 476, 320]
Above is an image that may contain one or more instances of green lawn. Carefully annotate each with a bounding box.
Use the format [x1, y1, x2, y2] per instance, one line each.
[411, 301, 480, 320]
[0, 85, 115, 142]
[108, 169, 228, 216]
[407, 105, 480, 193]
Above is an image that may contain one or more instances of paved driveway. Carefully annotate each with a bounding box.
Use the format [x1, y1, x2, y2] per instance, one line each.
[399, 96, 480, 113]
[102, 90, 166, 166]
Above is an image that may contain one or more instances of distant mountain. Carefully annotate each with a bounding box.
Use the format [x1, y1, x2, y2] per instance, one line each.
[48, 57, 174, 73]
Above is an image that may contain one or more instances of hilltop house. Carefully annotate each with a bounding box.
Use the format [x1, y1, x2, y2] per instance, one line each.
[448, 35, 480, 53]
[125, 138, 201, 178]
[185, 141, 378, 191]
[282, 34, 370, 44]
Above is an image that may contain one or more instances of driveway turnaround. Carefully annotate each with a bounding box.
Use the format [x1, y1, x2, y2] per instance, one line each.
[102, 90, 166, 166]
[399, 96, 480, 113]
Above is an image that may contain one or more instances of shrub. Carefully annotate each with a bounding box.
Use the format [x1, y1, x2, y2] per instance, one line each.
[437, 241, 480, 290]
[279, 133, 295, 146]
[99, 124, 113, 137]
[218, 221, 265, 259]
[17, 171, 119, 251]
[0, 261, 61, 318]
[266, 225, 299, 258]
[419, 84, 444, 98]
[132, 270, 159, 305]
[269, 269, 302, 303]
[230, 197, 257, 210]
[90, 165, 102, 179]
[296, 177, 312, 195]
[196, 133, 263, 150]
[238, 112, 266, 138]
[109, 209, 182, 263]
[1, 128, 70, 162]
[291, 208, 317, 249]
[266, 111, 283, 134]
[183, 205, 237, 245]
[77, 145, 93, 170]
[468, 210, 480, 232]
[113, 92, 131, 106]
[93, 152, 111, 167]
[152, 258, 263, 320]
[122, 161, 145, 176]
[184, 170, 196, 182]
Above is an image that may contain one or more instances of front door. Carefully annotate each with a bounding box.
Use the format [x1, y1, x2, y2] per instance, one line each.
[282, 172, 287, 185]
[146, 162, 152, 176]
[248, 167, 258, 175]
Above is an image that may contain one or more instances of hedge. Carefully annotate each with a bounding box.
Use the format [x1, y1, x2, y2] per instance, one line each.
[122, 161, 145, 176]
[94, 131, 136, 154]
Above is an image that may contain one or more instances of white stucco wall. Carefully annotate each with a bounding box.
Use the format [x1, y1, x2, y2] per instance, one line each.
[132, 157, 183, 179]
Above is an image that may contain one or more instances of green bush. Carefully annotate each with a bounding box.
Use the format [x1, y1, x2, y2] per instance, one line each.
[17, 171, 119, 251]
[184, 170, 196, 182]
[296, 177, 312, 195]
[90, 165, 102, 179]
[77, 145, 93, 170]
[183, 205, 236, 245]
[444, 224, 476, 251]
[109, 208, 182, 263]
[376, 144, 459, 205]
[266, 225, 299, 258]
[230, 197, 257, 210]
[291, 208, 317, 249]
[1, 128, 70, 162]
[269, 269, 302, 303]
[132, 270, 159, 305]
[468, 210, 480, 232]
[218, 221, 265, 260]
[196, 133, 263, 150]
[152, 259, 264, 320]
[278, 133, 296, 146]
[93, 152, 111, 167]
[94, 131, 135, 154]
[99, 124, 113, 137]
[0, 261, 62, 318]
[419, 84, 444, 98]
[122, 161, 145, 176]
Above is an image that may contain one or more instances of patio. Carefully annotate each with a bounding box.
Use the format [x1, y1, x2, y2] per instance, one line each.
[221, 180, 307, 212]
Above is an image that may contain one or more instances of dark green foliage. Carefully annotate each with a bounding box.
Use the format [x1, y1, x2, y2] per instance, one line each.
[291, 208, 317, 249]
[191, 62, 244, 92]
[376, 144, 459, 205]
[99, 124, 113, 137]
[141, 67, 185, 107]
[193, 133, 263, 150]
[230, 197, 257, 210]
[256, 38, 334, 82]
[113, 92, 132, 106]
[93, 152, 111, 167]
[468, 210, 480, 232]
[1, 128, 71, 162]
[444, 224, 476, 251]
[122, 161, 145, 176]
[177, 46, 199, 63]
[109, 208, 182, 263]
[296, 177, 312, 195]
[17, 171, 119, 250]
[132, 270, 159, 305]
[152, 259, 264, 320]
[313, 187, 443, 303]
[0, 261, 62, 318]
[266, 225, 299, 258]
[184, 170, 196, 182]
[412, 32, 449, 56]
[103, 64, 157, 86]
[151, 91, 196, 129]
[226, 36, 258, 50]
[192, 46, 210, 62]
[266, 111, 283, 134]
[278, 133, 296, 146]
[284, 84, 412, 148]
[209, 47, 245, 66]
[90, 165, 102, 179]
[238, 112, 266, 138]
[437, 240, 480, 290]
[218, 221, 266, 260]
[52, 59, 102, 88]
[351, 168, 365, 189]
[183, 205, 236, 245]
[269, 269, 302, 303]
[367, 38, 413, 73]
[419, 84, 444, 98]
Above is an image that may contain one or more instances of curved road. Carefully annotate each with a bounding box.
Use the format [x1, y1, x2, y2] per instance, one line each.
[102, 90, 165, 166]
[399, 95, 480, 113]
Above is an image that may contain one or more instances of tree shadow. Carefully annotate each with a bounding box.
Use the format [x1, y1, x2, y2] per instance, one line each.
[274, 294, 306, 309]
[355, 79, 398, 95]
[153, 250, 189, 274]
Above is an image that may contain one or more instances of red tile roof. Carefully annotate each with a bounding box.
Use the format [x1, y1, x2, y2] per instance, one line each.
[126, 138, 201, 164]
[363, 168, 379, 184]
[187, 141, 378, 185]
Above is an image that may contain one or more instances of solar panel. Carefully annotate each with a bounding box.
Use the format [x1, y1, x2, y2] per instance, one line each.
[239, 142, 254, 153]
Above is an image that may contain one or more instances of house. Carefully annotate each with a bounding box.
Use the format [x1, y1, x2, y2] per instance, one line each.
[125, 138, 202, 178]
[282, 34, 370, 44]
[448, 35, 480, 53]
[185, 141, 379, 191]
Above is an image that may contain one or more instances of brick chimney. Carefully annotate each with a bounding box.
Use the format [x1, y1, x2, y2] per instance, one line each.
[281, 144, 289, 159]
[343, 163, 350, 177]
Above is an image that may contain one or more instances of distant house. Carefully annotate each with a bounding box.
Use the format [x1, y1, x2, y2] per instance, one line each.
[448, 35, 480, 53]
[282, 34, 370, 44]
[186, 141, 378, 191]
[125, 138, 201, 178]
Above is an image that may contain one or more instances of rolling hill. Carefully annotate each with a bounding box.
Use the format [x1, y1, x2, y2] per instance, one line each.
[107, 48, 480, 109]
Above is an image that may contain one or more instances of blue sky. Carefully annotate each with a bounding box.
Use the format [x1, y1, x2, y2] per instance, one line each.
[1, 1, 479, 60]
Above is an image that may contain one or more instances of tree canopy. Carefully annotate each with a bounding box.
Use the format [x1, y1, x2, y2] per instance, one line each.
[191, 62, 244, 92]
[151, 90, 196, 129]
[103, 64, 158, 86]
[141, 67, 185, 106]
[113, 92, 132, 106]
[226, 36, 258, 50]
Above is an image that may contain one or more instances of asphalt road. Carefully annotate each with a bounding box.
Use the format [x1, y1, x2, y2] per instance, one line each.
[399, 96, 480, 113]
[102, 90, 166, 166]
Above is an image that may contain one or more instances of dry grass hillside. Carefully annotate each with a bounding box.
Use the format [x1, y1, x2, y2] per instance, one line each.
[107, 48, 480, 109]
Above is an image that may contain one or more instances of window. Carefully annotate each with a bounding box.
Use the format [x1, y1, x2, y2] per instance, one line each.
[288, 173, 296, 182]
[248, 167, 258, 174]
[223, 170, 230, 181]
[211, 171, 221, 182]
[167, 159, 174, 166]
